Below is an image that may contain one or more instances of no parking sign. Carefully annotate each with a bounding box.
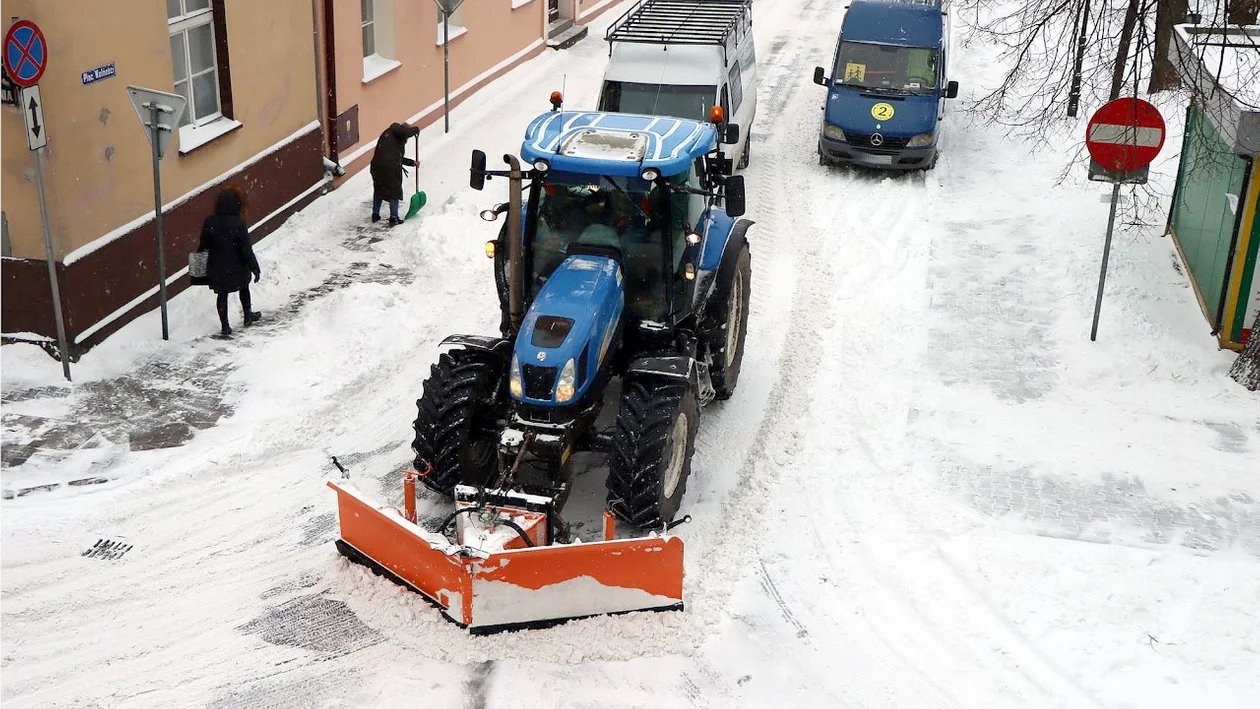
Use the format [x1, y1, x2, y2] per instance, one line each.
[4, 20, 48, 88]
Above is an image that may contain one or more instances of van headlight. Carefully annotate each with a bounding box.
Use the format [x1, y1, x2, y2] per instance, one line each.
[907, 133, 935, 148]
[823, 124, 847, 142]
[510, 357, 523, 398]
[555, 358, 576, 402]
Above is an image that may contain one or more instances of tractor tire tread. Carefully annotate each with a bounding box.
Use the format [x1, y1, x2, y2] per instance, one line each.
[605, 378, 697, 528]
[412, 348, 502, 496]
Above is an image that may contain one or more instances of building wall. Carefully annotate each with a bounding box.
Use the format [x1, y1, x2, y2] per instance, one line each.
[326, 0, 547, 176]
[1, 1, 326, 353]
[576, 0, 626, 23]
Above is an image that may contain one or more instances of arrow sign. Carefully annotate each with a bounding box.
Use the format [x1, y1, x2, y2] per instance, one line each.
[21, 84, 46, 150]
[28, 93, 40, 136]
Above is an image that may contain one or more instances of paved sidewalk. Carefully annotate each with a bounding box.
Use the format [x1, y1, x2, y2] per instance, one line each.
[2, 225, 413, 499]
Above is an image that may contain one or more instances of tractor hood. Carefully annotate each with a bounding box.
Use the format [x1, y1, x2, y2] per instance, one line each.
[512, 254, 624, 407]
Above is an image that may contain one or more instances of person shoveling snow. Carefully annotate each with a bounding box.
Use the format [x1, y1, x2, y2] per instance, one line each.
[369, 122, 422, 227]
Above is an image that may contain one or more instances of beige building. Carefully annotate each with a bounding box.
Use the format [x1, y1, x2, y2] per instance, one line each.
[1, 0, 624, 355]
[2, 0, 327, 354]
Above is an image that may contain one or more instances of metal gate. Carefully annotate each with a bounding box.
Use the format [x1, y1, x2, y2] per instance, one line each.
[548, 0, 560, 23]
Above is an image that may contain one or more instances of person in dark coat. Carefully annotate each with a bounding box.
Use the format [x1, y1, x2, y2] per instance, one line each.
[199, 186, 261, 337]
[369, 121, 420, 226]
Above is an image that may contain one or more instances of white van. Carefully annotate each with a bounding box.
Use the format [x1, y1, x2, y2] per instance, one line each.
[598, 0, 757, 171]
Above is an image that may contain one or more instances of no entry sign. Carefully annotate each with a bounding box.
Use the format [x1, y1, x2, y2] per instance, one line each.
[1086, 98, 1165, 173]
[4, 20, 48, 88]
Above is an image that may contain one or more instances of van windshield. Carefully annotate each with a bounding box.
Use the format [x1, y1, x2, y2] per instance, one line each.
[599, 81, 717, 122]
[832, 41, 939, 96]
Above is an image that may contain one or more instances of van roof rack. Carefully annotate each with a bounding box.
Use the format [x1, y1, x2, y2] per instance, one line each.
[604, 0, 752, 65]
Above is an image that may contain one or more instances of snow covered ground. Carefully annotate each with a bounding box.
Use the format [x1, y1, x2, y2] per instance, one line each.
[4, 0, 1259, 706]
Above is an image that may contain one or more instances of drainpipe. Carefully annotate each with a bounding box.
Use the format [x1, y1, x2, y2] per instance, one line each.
[321, 0, 341, 168]
[1212, 155, 1253, 339]
[311, 0, 342, 175]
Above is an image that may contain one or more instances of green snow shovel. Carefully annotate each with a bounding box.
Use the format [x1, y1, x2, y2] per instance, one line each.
[404, 135, 427, 220]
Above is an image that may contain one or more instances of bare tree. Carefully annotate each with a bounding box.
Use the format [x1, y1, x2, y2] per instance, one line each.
[1227, 0, 1259, 24]
[1149, 0, 1188, 91]
[1228, 313, 1260, 390]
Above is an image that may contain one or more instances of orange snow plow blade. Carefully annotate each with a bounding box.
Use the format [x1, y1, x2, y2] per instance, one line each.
[327, 480, 684, 633]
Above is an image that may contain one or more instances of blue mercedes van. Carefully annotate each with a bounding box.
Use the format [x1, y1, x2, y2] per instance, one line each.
[813, 0, 958, 171]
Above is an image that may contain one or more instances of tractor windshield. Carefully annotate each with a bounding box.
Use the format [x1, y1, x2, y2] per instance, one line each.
[532, 170, 687, 320]
[832, 41, 939, 96]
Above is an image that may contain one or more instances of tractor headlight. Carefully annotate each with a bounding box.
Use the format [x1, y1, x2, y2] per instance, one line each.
[907, 133, 935, 148]
[510, 357, 523, 398]
[555, 358, 577, 402]
[823, 124, 846, 142]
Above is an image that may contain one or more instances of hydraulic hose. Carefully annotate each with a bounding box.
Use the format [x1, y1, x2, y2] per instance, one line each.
[439, 506, 536, 548]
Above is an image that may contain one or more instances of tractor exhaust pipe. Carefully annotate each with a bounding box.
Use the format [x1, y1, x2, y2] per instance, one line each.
[504, 154, 526, 335]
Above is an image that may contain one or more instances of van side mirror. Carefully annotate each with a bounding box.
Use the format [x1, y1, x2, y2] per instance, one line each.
[724, 176, 746, 217]
[944, 80, 959, 99]
[470, 149, 488, 190]
[813, 66, 829, 87]
[723, 123, 740, 145]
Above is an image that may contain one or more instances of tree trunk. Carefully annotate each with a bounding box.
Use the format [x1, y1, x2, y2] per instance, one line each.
[1111, 0, 1142, 100]
[1227, 0, 1259, 24]
[1149, 0, 1188, 92]
[1228, 312, 1260, 391]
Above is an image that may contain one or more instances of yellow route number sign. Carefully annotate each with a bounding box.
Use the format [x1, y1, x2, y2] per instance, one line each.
[871, 102, 895, 120]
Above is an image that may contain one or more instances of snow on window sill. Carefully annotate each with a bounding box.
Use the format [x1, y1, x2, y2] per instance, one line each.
[177, 117, 243, 156]
[511, 0, 536, 8]
[362, 54, 402, 84]
[436, 24, 468, 46]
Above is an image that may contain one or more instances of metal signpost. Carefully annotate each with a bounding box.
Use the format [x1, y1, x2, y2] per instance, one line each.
[435, 0, 465, 133]
[6, 19, 71, 380]
[1083, 97, 1166, 341]
[125, 85, 188, 341]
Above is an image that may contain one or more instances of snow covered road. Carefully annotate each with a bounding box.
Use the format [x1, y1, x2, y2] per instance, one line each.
[4, 0, 1260, 706]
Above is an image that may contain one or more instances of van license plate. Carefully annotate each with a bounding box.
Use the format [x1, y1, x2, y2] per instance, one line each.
[866, 154, 893, 165]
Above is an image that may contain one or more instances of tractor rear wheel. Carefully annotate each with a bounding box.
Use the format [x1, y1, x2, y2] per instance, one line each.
[707, 240, 752, 400]
[412, 347, 503, 496]
[605, 378, 699, 528]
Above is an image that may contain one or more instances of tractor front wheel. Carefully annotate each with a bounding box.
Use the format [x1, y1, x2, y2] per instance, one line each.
[412, 347, 503, 496]
[707, 240, 752, 399]
[606, 378, 699, 529]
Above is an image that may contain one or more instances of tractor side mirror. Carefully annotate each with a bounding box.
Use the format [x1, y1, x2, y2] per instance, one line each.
[944, 80, 959, 99]
[723, 123, 740, 145]
[707, 154, 734, 177]
[724, 176, 747, 217]
[480, 203, 508, 222]
[813, 66, 830, 87]
[471, 149, 488, 190]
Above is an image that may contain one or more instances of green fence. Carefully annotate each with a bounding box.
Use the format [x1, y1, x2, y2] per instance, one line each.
[1170, 104, 1248, 320]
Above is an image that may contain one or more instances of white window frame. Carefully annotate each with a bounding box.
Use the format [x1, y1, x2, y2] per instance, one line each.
[168, 2, 222, 129]
[363, 0, 401, 83]
[436, 4, 467, 46]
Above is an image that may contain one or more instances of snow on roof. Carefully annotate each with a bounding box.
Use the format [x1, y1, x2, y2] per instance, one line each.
[1174, 24, 1260, 110]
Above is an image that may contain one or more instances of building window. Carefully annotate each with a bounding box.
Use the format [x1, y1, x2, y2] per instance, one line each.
[437, 4, 467, 46]
[168, 0, 222, 127]
[362, 0, 400, 82]
[362, 0, 376, 57]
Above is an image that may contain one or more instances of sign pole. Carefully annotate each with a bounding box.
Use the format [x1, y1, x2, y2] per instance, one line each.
[149, 102, 170, 340]
[31, 144, 72, 381]
[1090, 181, 1122, 341]
[443, 10, 450, 133]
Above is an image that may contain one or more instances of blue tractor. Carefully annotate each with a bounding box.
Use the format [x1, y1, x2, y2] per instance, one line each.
[411, 100, 753, 532]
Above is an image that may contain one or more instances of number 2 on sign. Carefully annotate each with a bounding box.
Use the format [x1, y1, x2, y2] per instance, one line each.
[871, 103, 895, 120]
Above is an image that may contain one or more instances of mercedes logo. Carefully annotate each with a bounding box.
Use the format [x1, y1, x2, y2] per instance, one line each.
[536, 351, 547, 362]
[870, 133, 884, 146]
